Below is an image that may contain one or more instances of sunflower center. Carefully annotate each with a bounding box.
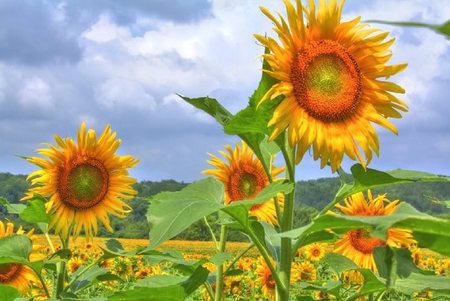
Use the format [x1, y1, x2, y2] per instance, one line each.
[290, 40, 362, 123]
[228, 165, 266, 202]
[0, 263, 21, 283]
[349, 227, 386, 254]
[58, 156, 109, 210]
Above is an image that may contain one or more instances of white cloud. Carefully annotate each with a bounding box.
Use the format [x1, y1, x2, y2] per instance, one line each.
[94, 78, 156, 110]
[82, 15, 132, 43]
[18, 77, 53, 109]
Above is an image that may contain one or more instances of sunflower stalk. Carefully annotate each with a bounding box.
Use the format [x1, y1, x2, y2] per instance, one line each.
[63, 256, 103, 293]
[203, 216, 219, 250]
[214, 225, 227, 301]
[277, 140, 296, 301]
[223, 243, 255, 275]
[55, 232, 71, 298]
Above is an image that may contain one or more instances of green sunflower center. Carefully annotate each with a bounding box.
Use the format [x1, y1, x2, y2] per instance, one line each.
[349, 227, 386, 254]
[228, 165, 266, 202]
[58, 156, 109, 210]
[291, 39, 362, 123]
[0, 263, 21, 283]
[69, 164, 104, 201]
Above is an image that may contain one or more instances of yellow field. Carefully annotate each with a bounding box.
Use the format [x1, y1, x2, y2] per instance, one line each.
[33, 235, 261, 257]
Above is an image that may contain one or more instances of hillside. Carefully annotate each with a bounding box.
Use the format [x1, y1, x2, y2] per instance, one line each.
[1, 172, 450, 240]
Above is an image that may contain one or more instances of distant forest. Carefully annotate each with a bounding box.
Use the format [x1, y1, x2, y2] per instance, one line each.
[1, 172, 450, 241]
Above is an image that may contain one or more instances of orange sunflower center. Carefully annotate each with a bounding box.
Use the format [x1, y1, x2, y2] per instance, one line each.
[290, 39, 362, 123]
[228, 165, 266, 202]
[0, 263, 21, 283]
[311, 248, 321, 257]
[348, 227, 386, 254]
[58, 156, 109, 210]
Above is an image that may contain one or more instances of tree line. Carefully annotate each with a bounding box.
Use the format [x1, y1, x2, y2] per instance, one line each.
[1, 172, 449, 240]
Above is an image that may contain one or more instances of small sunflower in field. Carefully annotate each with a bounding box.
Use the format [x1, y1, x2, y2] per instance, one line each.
[303, 242, 326, 262]
[255, 0, 408, 171]
[0, 221, 39, 295]
[203, 141, 285, 226]
[255, 256, 276, 300]
[22, 122, 139, 240]
[293, 261, 316, 282]
[67, 256, 85, 274]
[332, 190, 416, 273]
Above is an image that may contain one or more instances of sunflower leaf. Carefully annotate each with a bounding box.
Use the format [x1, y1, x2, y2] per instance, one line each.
[146, 178, 224, 249]
[0, 197, 26, 215]
[0, 285, 21, 301]
[108, 266, 209, 301]
[20, 194, 51, 224]
[177, 95, 233, 126]
[367, 19, 450, 39]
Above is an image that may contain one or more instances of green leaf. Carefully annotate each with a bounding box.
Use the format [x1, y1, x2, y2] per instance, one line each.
[20, 194, 51, 224]
[177, 95, 233, 126]
[208, 252, 233, 266]
[0, 235, 45, 275]
[69, 266, 121, 292]
[147, 178, 224, 249]
[325, 252, 359, 275]
[108, 266, 208, 301]
[0, 285, 21, 301]
[367, 19, 450, 39]
[0, 235, 32, 259]
[0, 197, 26, 215]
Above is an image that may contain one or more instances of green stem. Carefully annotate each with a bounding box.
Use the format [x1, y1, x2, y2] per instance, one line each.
[203, 281, 215, 301]
[246, 221, 285, 293]
[223, 243, 255, 275]
[36, 272, 51, 298]
[277, 140, 296, 301]
[203, 216, 219, 250]
[55, 233, 70, 298]
[214, 225, 227, 301]
[44, 232, 56, 254]
[63, 257, 103, 292]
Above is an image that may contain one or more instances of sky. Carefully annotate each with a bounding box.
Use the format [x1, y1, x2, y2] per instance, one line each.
[0, 0, 449, 183]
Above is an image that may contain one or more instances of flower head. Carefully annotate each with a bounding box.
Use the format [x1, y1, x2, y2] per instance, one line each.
[203, 141, 284, 226]
[303, 242, 326, 261]
[332, 190, 416, 272]
[22, 122, 139, 240]
[255, 0, 408, 171]
[0, 221, 39, 295]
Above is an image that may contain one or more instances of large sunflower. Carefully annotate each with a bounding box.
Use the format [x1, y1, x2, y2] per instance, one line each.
[332, 190, 416, 272]
[203, 141, 284, 226]
[254, 0, 408, 171]
[0, 221, 39, 295]
[22, 122, 139, 240]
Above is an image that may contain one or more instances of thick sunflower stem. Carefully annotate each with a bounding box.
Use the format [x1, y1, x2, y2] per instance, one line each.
[56, 233, 70, 298]
[277, 142, 296, 301]
[214, 225, 227, 301]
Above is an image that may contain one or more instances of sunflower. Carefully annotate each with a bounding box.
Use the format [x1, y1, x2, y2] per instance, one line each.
[22, 122, 139, 240]
[292, 261, 316, 282]
[255, 256, 276, 300]
[203, 141, 285, 226]
[332, 190, 416, 272]
[0, 221, 39, 295]
[303, 242, 326, 261]
[254, 0, 408, 171]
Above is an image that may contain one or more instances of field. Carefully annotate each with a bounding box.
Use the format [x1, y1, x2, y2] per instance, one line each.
[27, 235, 450, 300]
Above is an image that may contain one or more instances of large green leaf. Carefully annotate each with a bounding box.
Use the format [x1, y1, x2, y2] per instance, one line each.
[147, 178, 224, 249]
[321, 164, 449, 214]
[0, 235, 45, 275]
[281, 203, 450, 256]
[177, 95, 232, 126]
[69, 265, 122, 292]
[0, 197, 26, 215]
[107, 265, 209, 301]
[367, 19, 450, 39]
[20, 194, 51, 224]
[0, 285, 21, 301]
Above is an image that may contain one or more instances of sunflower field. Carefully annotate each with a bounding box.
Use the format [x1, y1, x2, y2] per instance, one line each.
[2, 0, 450, 300]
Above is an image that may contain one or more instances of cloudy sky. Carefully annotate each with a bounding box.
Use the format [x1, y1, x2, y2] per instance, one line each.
[0, 0, 449, 183]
